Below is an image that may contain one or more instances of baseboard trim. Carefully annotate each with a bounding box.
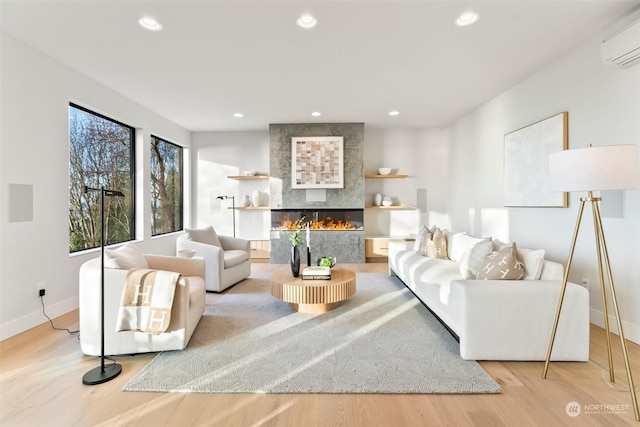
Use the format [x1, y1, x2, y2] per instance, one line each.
[0, 296, 78, 341]
[590, 308, 640, 345]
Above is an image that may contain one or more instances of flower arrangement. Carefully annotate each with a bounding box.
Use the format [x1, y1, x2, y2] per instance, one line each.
[283, 217, 306, 246]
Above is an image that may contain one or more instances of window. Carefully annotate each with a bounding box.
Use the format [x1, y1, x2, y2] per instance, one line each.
[69, 104, 135, 252]
[150, 136, 183, 235]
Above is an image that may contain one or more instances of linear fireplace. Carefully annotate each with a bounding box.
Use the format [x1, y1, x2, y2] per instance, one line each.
[271, 208, 364, 231]
[270, 208, 365, 264]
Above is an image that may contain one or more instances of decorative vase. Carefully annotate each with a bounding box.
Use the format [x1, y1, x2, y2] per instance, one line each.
[374, 193, 382, 206]
[252, 190, 261, 207]
[290, 245, 301, 277]
[240, 194, 251, 207]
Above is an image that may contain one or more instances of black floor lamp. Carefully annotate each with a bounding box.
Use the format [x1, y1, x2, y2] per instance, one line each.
[216, 195, 236, 237]
[82, 185, 124, 385]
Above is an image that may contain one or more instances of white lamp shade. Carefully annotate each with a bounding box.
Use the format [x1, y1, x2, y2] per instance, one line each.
[548, 145, 639, 191]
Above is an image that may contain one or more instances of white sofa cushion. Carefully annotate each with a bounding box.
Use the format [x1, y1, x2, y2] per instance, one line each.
[104, 243, 149, 270]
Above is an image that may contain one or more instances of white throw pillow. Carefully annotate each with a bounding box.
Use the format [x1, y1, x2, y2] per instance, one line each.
[458, 238, 494, 279]
[494, 239, 545, 280]
[450, 233, 488, 263]
[104, 243, 148, 270]
[184, 225, 221, 247]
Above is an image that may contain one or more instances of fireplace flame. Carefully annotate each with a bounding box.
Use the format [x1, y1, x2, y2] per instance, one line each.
[278, 217, 358, 230]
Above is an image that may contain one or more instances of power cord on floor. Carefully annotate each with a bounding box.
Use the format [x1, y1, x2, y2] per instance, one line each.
[40, 295, 80, 336]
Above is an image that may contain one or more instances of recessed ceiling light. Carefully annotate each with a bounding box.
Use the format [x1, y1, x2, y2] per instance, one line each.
[389, 111, 400, 116]
[233, 113, 244, 118]
[311, 112, 321, 117]
[138, 16, 163, 31]
[455, 11, 479, 27]
[297, 14, 317, 29]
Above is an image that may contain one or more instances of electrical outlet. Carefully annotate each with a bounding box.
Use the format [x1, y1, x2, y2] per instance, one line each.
[36, 282, 46, 297]
[580, 277, 590, 289]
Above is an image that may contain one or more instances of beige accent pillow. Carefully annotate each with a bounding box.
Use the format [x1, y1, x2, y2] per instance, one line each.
[476, 243, 525, 280]
[184, 225, 221, 247]
[104, 243, 148, 270]
[426, 227, 448, 259]
[494, 240, 545, 280]
[458, 238, 494, 279]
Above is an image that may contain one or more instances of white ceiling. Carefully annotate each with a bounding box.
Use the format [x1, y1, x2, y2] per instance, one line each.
[2, 0, 639, 132]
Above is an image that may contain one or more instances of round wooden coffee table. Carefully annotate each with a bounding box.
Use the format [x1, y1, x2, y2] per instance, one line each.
[270, 267, 356, 313]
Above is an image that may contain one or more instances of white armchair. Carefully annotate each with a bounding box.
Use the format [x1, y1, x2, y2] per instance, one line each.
[176, 225, 251, 292]
[79, 251, 206, 356]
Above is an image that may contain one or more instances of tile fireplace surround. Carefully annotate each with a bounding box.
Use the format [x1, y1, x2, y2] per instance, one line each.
[269, 122, 366, 264]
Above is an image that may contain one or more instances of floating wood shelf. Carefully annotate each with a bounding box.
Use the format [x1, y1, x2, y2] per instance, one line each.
[227, 175, 269, 180]
[365, 205, 415, 210]
[364, 174, 408, 179]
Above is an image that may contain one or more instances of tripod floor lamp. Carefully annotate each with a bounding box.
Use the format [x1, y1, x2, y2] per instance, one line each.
[82, 186, 124, 385]
[543, 144, 639, 421]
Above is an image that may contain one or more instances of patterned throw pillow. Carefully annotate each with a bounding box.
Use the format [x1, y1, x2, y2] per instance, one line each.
[426, 227, 448, 259]
[414, 225, 432, 255]
[476, 243, 525, 280]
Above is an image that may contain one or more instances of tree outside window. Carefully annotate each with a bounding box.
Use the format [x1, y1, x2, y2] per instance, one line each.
[69, 104, 135, 252]
[151, 136, 183, 236]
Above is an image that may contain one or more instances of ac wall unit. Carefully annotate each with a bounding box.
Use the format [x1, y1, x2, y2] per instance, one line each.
[601, 10, 640, 68]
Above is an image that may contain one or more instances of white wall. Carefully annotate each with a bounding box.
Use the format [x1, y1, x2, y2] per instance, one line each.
[445, 35, 640, 343]
[191, 131, 271, 239]
[0, 36, 191, 340]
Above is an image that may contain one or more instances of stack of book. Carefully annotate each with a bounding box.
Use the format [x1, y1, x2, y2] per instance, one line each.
[302, 266, 331, 280]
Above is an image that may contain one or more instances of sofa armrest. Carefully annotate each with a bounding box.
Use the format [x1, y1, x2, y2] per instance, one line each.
[451, 279, 589, 361]
[176, 238, 224, 265]
[219, 235, 251, 252]
[144, 254, 205, 279]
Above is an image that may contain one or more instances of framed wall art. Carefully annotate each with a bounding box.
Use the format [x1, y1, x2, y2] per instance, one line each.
[504, 112, 568, 207]
[292, 136, 344, 189]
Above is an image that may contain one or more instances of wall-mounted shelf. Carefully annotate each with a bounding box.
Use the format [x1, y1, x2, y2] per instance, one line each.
[227, 175, 269, 180]
[364, 174, 408, 179]
[228, 206, 269, 210]
[365, 205, 415, 210]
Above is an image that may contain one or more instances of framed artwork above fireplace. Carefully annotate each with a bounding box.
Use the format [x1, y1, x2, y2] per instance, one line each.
[292, 136, 344, 189]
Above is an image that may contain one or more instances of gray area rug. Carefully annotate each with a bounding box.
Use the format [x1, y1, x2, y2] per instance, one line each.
[124, 273, 502, 394]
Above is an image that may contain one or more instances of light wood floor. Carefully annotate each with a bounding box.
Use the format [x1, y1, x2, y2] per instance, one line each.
[1, 263, 639, 426]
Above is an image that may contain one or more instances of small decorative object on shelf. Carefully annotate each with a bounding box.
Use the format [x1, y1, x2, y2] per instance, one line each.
[240, 194, 251, 207]
[302, 266, 331, 280]
[316, 256, 336, 268]
[378, 167, 392, 175]
[252, 190, 261, 207]
[374, 193, 382, 206]
[382, 196, 393, 207]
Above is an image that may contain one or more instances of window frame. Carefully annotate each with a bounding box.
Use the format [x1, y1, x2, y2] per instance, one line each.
[150, 135, 184, 236]
[68, 102, 136, 253]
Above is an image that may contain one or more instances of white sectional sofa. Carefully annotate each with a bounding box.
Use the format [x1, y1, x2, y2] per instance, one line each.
[388, 232, 590, 361]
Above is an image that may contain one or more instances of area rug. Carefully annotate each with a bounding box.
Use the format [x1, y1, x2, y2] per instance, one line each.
[123, 273, 502, 394]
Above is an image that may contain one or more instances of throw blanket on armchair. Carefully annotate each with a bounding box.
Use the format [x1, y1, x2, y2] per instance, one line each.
[116, 269, 181, 334]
